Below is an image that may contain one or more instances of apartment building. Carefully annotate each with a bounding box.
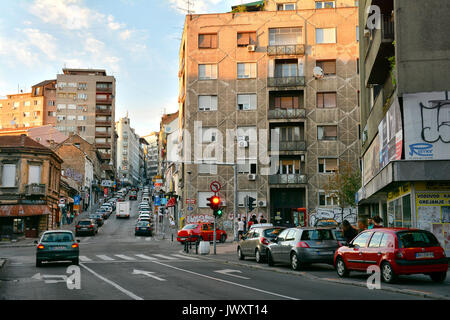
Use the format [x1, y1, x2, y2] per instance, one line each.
[357, 0, 450, 255]
[178, 0, 360, 230]
[116, 116, 140, 186]
[55, 69, 116, 180]
[143, 132, 159, 182]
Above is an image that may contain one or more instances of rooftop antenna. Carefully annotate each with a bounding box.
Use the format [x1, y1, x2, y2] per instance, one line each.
[177, 0, 195, 15]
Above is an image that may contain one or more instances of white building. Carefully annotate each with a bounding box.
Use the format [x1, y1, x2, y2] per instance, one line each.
[116, 115, 140, 186]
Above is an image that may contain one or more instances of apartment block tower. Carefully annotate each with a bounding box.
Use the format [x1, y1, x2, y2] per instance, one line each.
[178, 0, 360, 231]
[55, 69, 116, 180]
[116, 115, 141, 186]
[357, 0, 450, 255]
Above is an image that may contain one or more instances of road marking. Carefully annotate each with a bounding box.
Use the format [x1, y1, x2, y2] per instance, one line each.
[214, 269, 250, 280]
[79, 264, 143, 300]
[145, 237, 152, 241]
[150, 260, 299, 300]
[115, 254, 136, 261]
[152, 254, 177, 260]
[170, 254, 199, 261]
[79, 256, 92, 262]
[135, 254, 158, 261]
[97, 255, 115, 261]
[132, 269, 166, 281]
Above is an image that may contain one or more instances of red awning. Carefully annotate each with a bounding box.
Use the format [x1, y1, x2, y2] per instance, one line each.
[167, 198, 176, 207]
[0, 205, 51, 217]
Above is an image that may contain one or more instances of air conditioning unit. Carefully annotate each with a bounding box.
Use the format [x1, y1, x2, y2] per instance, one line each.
[248, 174, 256, 181]
[238, 140, 249, 148]
[247, 45, 256, 52]
[258, 200, 267, 207]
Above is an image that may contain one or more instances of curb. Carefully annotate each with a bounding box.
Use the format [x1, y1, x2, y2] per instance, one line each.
[178, 250, 449, 300]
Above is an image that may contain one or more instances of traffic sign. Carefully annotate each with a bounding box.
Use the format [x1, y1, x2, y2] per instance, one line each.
[210, 181, 221, 193]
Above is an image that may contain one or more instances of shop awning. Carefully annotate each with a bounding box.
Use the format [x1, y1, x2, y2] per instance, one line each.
[0, 205, 52, 217]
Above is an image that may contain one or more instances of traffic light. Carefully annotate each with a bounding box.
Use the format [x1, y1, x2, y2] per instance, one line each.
[207, 195, 221, 211]
[248, 196, 256, 212]
[214, 207, 223, 218]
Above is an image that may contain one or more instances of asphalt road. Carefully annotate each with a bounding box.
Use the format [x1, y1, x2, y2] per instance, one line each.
[0, 195, 434, 301]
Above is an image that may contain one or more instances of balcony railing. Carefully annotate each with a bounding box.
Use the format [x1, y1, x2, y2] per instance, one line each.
[269, 174, 308, 185]
[271, 140, 307, 152]
[25, 184, 46, 196]
[95, 121, 112, 126]
[268, 44, 305, 56]
[268, 108, 306, 119]
[96, 109, 112, 115]
[96, 87, 113, 93]
[96, 98, 113, 104]
[268, 76, 305, 87]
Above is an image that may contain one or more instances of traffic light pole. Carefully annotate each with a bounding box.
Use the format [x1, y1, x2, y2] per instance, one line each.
[213, 215, 217, 255]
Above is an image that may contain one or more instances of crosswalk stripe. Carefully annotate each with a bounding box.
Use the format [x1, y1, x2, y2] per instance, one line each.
[135, 254, 157, 261]
[145, 237, 152, 241]
[170, 254, 199, 261]
[152, 254, 177, 260]
[114, 254, 136, 261]
[79, 256, 92, 262]
[97, 255, 115, 261]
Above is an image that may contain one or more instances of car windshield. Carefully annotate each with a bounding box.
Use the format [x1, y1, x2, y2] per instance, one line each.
[137, 222, 150, 227]
[41, 233, 73, 243]
[263, 228, 283, 239]
[397, 231, 440, 248]
[301, 229, 334, 241]
[183, 224, 198, 230]
[332, 230, 346, 241]
[78, 221, 92, 226]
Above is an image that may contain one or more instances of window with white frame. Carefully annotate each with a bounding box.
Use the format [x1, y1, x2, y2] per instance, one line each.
[57, 104, 66, 111]
[28, 165, 41, 184]
[237, 63, 257, 79]
[318, 158, 338, 173]
[78, 93, 88, 100]
[23, 112, 30, 117]
[1, 164, 16, 187]
[198, 64, 218, 80]
[78, 115, 86, 121]
[237, 160, 257, 174]
[316, 28, 336, 44]
[67, 115, 76, 121]
[319, 190, 339, 206]
[277, 3, 296, 10]
[269, 28, 302, 46]
[24, 101, 31, 107]
[57, 115, 66, 121]
[317, 125, 338, 140]
[198, 95, 218, 111]
[13, 102, 20, 109]
[67, 104, 76, 110]
[237, 94, 257, 110]
[315, 1, 335, 9]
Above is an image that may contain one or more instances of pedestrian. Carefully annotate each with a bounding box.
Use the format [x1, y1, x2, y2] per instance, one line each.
[260, 216, 267, 224]
[342, 220, 358, 244]
[238, 218, 244, 240]
[242, 216, 247, 233]
[373, 216, 384, 228]
[247, 216, 255, 230]
[358, 219, 368, 232]
[367, 217, 374, 229]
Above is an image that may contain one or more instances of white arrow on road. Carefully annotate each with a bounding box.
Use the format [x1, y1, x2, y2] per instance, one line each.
[132, 269, 166, 281]
[32, 273, 67, 284]
[214, 269, 250, 280]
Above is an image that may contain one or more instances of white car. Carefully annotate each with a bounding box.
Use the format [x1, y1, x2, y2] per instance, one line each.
[138, 214, 150, 219]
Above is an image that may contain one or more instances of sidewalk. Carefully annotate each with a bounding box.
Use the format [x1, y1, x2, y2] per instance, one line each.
[180, 241, 450, 300]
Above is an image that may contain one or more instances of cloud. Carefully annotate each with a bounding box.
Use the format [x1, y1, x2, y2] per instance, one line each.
[22, 28, 58, 60]
[0, 33, 39, 68]
[107, 15, 125, 31]
[169, 0, 238, 14]
[119, 29, 133, 40]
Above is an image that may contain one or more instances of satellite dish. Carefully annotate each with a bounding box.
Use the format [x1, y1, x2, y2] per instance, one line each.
[313, 66, 324, 79]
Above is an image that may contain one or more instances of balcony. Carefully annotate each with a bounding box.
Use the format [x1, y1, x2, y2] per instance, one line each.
[268, 44, 305, 56]
[96, 98, 113, 104]
[271, 140, 307, 152]
[269, 174, 308, 185]
[95, 121, 112, 126]
[268, 108, 306, 120]
[268, 76, 305, 87]
[96, 108, 112, 116]
[25, 184, 46, 196]
[96, 87, 113, 93]
[365, 15, 395, 86]
[95, 132, 110, 138]
[101, 164, 114, 172]
[95, 143, 111, 149]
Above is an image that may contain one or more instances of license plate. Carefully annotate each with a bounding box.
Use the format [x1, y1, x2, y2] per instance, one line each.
[52, 246, 66, 250]
[416, 252, 434, 259]
[318, 251, 334, 255]
[81, 228, 88, 230]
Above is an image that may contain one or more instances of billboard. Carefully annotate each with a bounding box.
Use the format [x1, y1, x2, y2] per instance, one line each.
[378, 98, 402, 169]
[404, 91, 450, 160]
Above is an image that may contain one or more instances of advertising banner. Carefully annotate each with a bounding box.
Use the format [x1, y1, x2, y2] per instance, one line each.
[404, 91, 450, 160]
[378, 98, 403, 169]
[362, 134, 380, 186]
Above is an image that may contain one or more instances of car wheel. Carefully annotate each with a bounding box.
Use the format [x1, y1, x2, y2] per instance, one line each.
[267, 250, 274, 267]
[220, 235, 226, 243]
[430, 272, 447, 283]
[381, 261, 397, 284]
[255, 249, 263, 264]
[336, 257, 349, 278]
[237, 247, 245, 260]
[291, 252, 301, 271]
[36, 259, 42, 268]
[72, 258, 79, 266]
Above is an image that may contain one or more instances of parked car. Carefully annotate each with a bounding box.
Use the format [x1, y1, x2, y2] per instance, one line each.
[35, 231, 80, 267]
[137, 214, 151, 221]
[75, 219, 98, 236]
[129, 191, 137, 201]
[96, 208, 109, 220]
[334, 228, 448, 283]
[266, 227, 340, 270]
[315, 219, 339, 228]
[177, 223, 227, 244]
[237, 226, 285, 263]
[89, 214, 104, 227]
[135, 221, 152, 236]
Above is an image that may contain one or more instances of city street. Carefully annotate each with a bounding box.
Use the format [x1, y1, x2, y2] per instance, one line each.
[1, 198, 446, 301]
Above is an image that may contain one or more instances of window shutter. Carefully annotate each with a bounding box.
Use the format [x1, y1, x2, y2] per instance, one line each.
[28, 165, 41, 184]
[2, 164, 16, 187]
[268, 60, 274, 78]
[317, 93, 324, 108]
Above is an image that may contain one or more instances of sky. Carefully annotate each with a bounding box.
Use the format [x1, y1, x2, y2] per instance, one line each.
[0, 0, 243, 136]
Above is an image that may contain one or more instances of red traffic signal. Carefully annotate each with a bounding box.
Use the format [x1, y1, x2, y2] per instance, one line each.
[207, 195, 221, 210]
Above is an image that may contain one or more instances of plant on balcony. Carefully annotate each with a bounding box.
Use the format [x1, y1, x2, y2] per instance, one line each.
[232, 5, 248, 12]
[324, 161, 361, 223]
[387, 41, 396, 86]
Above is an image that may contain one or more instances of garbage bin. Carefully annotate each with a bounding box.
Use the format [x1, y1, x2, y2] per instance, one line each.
[198, 241, 210, 255]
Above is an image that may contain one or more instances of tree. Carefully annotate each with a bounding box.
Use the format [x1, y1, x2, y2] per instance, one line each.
[324, 161, 361, 223]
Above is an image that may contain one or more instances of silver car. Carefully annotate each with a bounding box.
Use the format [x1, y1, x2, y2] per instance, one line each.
[267, 227, 340, 270]
[237, 226, 285, 263]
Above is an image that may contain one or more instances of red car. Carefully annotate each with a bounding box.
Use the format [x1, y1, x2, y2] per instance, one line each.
[334, 228, 448, 283]
[177, 223, 227, 244]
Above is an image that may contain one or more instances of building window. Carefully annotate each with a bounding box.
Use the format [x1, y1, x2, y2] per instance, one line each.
[48, 100, 55, 106]
[317, 92, 337, 108]
[277, 3, 296, 10]
[198, 192, 215, 208]
[48, 111, 56, 117]
[315, 1, 335, 9]
[13, 102, 20, 109]
[238, 191, 257, 207]
[34, 87, 41, 95]
[319, 191, 339, 206]
[316, 60, 336, 76]
[277, 159, 302, 174]
[237, 32, 257, 47]
[78, 93, 88, 100]
[23, 112, 30, 117]
[78, 83, 87, 90]
[273, 95, 300, 109]
[274, 59, 299, 77]
[316, 28, 336, 44]
[34, 100, 40, 105]
[199, 127, 218, 143]
[57, 104, 66, 111]
[57, 115, 66, 121]
[317, 125, 338, 140]
[269, 27, 302, 46]
[24, 101, 31, 107]
[28, 165, 41, 184]
[274, 126, 302, 142]
[237, 94, 257, 110]
[198, 34, 217, 49]
[198, 164, 218, 174]
[67, 104, 76, 110]
[67, 115, 76, 121]
[1, 164, 16, 187]
[198, 95, 218, 111]
[198, 64, 218, 80]
[237, 63, 257, 79]
[318, 158, 338, 173]
[78, 116, 86, 121]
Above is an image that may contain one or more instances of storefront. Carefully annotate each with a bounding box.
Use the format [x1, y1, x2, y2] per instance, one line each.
[0, 205, 51, 239]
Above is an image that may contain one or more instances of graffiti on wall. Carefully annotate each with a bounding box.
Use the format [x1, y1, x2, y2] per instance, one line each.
[309, 207, 357, 226]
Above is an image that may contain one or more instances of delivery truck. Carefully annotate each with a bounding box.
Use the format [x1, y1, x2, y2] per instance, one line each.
[116, 201, 130, 219]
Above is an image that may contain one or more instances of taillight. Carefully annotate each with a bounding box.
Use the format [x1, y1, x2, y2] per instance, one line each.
[89, 225, 94, 228]
[76, 225, 80, 229]
[72, 243, 78, 248]
[297, 241, 310, 248]
[37, 244, 45, 249]
[260, 237, 270, 245]
[136, 227, 139, 231]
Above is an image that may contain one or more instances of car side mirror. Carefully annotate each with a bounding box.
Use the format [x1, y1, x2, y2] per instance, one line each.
[272, 237, 278, 243]
[34, 240, 38, 244]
